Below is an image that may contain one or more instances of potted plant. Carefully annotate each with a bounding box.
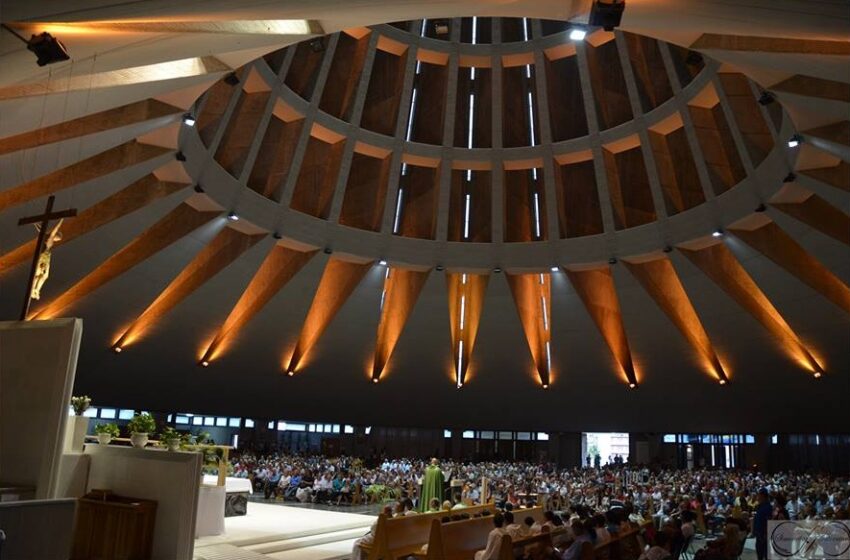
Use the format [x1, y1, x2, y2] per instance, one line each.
[94, 423, 119, 445]
[71, 395, 92, 415]
[160, 427, 182, 452]
[66, 395, 93, 452]
[126, 413, 156, 448]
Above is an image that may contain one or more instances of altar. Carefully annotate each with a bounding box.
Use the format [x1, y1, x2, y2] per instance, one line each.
[202, 474, 252, 517]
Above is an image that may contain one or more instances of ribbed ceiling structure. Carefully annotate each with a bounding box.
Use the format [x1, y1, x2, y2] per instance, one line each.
[0, 4, 848, 432]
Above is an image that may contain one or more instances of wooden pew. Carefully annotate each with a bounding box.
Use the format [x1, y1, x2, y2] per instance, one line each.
[498, 527, 569, 560]
[362, 502, 498, 560]
[422, 506, 545, 560]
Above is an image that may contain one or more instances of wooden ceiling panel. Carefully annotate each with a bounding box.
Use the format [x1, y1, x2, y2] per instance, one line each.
[506, 272, 553, 387]
[447, 272, 489, 387]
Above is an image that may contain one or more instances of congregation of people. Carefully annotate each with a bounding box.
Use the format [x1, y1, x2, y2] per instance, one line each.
[227, 452, 849, 560]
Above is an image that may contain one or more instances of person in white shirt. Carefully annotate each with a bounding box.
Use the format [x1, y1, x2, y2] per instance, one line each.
[475, 512, 507, 560]
[504, 511, 531, 540]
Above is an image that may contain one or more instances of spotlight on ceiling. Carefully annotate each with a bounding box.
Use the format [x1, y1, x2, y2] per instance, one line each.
[755, 203, 767, 213]
[378, 259, 387, 266]
[223, 72, 240, 86]
[199, 360, 210, 368]
[814, 371, 822, 379]
[663, 245, 673, 253]
[493, 267, 502, 274]
[542, 384, 549, 390]
[287, 370, 294, 377]
[272, 232, 282, 240]
[719, 378, 727, 386]
[628, 382, 637, 389]
[568, 28, 587, 41]
[227, 211, 239, 222]
[550, 266, 559, 272]
[323, 247, 333, 255]
[182, 114, 196, 127]
[372, 378, 379, 384]
[608, 257, 618, 265]
[193, 184, 205, 193]
[758, 91, 775, 106]
[112, 345, 123, 354]
[589, 0, 626, 31]
[435, 264, 445, 271]
[783, 172, 797, 183]
[787, 134, 802, 148]
[28, 32, 70, 66]
[712, 229, 724, 238]
[175, 151, 187, 162]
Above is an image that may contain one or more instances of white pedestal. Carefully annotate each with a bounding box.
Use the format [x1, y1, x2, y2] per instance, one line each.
[84, 444, 202, 560]
[64, 415, 90, 453]
[195, 485, 226, 537]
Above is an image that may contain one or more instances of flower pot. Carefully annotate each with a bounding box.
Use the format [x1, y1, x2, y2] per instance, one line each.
[165, 438, 181, 452]
[64, 415, 90, 453]
[130, 432, 149, 448]
[97, 433, 113, 445]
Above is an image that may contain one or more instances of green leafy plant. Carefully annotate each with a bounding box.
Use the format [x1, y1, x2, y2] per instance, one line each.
[160, 426, 180, 442]
[127, 413, 156, 434]
[71, 395, 92, 416]
[94, 423, 119, 437]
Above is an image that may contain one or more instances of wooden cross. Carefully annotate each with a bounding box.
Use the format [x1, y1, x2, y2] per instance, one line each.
[17, 195, 77, 320]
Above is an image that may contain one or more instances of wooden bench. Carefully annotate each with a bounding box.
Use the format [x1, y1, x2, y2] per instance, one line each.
[361, 502, 498, 560]
[498, 527, 569, 560]
[421, 506, 545, 560]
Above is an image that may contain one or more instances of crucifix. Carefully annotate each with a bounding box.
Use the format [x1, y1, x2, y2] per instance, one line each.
[17, 195, 77, 321]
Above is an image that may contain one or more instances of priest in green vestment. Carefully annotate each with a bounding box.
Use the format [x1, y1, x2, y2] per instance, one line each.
[419, 458, 445, 512]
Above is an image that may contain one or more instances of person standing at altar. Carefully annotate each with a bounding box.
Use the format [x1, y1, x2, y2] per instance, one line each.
[418, 458, 445, 511]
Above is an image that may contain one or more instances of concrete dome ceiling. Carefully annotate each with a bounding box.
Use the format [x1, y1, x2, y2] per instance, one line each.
[0, 2, 847, 432]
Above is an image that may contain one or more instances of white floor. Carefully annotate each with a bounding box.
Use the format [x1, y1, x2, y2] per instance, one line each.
[194, 502, 375, 560]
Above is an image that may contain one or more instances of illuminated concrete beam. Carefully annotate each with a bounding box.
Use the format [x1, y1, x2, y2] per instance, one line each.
[566, 266, 638, 387]
[506, 272, 553, 388]
[371, 268, 430, 382]
[0, 173, 188, 273]
[680, 242, 824, 377]
[200, 245, 316, 364]
[624, 257, 728, 383]
[31, 203, 219, 320]
[112, 227, 263, 350]
[285, 258, 372, 374]
[446, 272, 489, 388]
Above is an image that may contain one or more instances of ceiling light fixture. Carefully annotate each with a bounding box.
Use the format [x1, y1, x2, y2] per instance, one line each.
[608, 257, 618, 265]
[323, 247, 332, 255]
[378, 259, 387, 266]
[372, 378, 379, 384]
[755, 203, 767, 213]
[542, 384, 549, 389]
[182, 114, 196, 127]
[272, 232, 282, 240]
[758, 91, 775, 106]
[712, 229, 724, 238]
[493, 267, 502, 274]
[813, 372, 822, 379]
[783, 172, 797, 183]
[787, 134, 802, 148]
[200, 360, 210, 367]
[569, 28, 587, 41]
[435, 264, 444, 271]
[112, 345, 123, 354]
[193, 185, 205, 193]
[663, 245, 673, 253]
[227, 211, 239, 222]
[287, 370, 294, 377]
[628, 382, 637, 389]
[589, 0, 626, 31]
[1, 25, 71, 66]
[175, 151, 187, 162]
[550, 266, 559, 272]
[224, 72, 240, 86]
[719, 378, 727, 386]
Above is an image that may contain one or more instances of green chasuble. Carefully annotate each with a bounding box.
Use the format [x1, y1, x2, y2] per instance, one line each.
[419, 464, 444, 511]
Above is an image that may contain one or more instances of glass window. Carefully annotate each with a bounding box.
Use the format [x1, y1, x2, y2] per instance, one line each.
[344, 425, 355, 434]
[193, 417, 203, 426]
[83, 408, 98, 418]
[365, 427, 372, 435]
[176, 415, 189, 425]
[462, 430, 475, 439]
[267, 421, 274, 429]
[537, 432, 549, 441]
[498, 431, 513, 440]
[228, 418, 241, 428]
[324, 424, 333, 433]
[215, 417, 227, 427]
[287, 423, 307, 432]
[333, 425, 340, 434]
[277, 421, 287, 431]
[745, 434, 755, 444]
[770, 434, 778, 444]
[480, 431, 494, 439]
[663, 434, 676, 443]
[204, 417, 214, 426]
[245, 419, 255, 428]
[516, 432, 531, 440]
[444, 430, 452, 438]
[100, 408, 117, 419]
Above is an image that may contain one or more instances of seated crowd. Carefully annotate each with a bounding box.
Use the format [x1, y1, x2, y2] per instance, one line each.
[227, 452, 849, 560]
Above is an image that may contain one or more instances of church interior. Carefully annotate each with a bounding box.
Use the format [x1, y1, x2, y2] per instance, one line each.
[0, 1, 847, 559]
